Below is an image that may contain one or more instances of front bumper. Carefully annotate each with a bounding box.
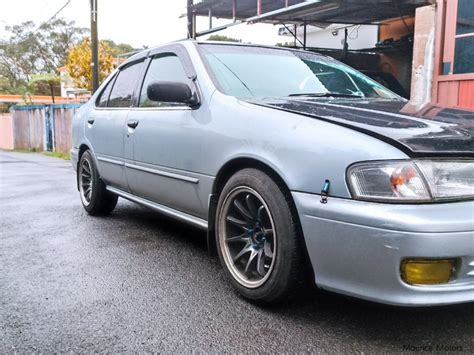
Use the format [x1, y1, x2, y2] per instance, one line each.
[292, 191, 474, 306]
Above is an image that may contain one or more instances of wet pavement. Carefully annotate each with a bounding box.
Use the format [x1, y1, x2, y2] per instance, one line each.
[1, 150, 473, 353]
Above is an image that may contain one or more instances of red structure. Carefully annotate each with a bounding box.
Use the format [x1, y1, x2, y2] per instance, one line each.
[433, 0, 474, 109]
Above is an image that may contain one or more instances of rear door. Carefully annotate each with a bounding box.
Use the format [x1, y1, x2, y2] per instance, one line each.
[86, 61, 144, 190]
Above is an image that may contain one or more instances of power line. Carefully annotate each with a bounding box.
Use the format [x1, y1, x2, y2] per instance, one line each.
[34, 0, 72, 32]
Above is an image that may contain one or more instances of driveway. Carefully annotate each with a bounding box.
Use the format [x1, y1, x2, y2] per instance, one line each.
[0, 150, 473, 353]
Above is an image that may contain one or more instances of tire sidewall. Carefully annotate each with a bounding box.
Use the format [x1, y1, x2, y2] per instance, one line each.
[216, 169, 298, 302]
[78, 150, 103, 213]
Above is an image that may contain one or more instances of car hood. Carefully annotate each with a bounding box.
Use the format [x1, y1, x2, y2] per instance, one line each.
[246, 98, 474, 157]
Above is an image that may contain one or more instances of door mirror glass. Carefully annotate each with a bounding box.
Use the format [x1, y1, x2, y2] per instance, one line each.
[147, 81, 198, 107]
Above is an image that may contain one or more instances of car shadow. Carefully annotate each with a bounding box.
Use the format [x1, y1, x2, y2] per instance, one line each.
[109, 200, 209, 254]
[107, 200, 474, 351]
[274, 290, 474, 350]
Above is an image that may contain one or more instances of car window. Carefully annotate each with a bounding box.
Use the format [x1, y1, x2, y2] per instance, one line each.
[139, 54, 190, 108]
[200, 44, 399, 100]
[108, 62, 143, 108]
[303, 60, 361, 96]
[96, 75, 115, 107]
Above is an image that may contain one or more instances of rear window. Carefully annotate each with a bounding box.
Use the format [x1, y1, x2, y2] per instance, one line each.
[96, 75, 116, 107]
[108, 62, 143, 107]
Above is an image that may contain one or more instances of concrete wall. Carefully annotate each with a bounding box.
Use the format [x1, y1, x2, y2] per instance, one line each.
[0, 114, 14, 150]
[410, 4, 436, 109]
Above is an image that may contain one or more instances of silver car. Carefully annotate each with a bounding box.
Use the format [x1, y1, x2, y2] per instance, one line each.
[72, 41, 474, 306]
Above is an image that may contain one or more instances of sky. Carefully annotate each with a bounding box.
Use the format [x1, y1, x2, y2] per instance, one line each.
[0, 0, 284, 49]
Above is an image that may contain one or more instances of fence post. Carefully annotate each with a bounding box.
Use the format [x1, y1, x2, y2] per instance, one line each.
[51, 105, 56, 152]
[28, 108, 32, 150]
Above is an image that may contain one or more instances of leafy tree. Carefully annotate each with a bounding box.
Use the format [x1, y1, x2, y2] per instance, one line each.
[207, 34, 242, 43]
[0, 18, 86, 94]
[102, 40, 137, 56]
[0, 75, 10, 93]
[28, 73, 61, 103]
[66, 38, 115, 90]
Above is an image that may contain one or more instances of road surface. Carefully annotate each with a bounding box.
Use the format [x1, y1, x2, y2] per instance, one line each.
[1, 151, 473, 353]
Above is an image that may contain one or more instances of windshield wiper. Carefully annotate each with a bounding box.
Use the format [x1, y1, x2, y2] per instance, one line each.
[288, 92, 363, 98]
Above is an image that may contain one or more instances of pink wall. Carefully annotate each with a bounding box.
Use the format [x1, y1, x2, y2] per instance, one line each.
[0, 114, 14, 150]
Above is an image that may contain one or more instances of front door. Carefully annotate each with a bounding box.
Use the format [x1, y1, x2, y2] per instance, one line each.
[125, 52, 210, 219]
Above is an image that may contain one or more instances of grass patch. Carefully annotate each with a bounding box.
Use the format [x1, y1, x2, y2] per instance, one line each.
[7, 148, 70, 160]
[43, 151, 70, 160]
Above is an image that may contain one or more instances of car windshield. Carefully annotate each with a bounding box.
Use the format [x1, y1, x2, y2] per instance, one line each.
[199, 44, 400, 100]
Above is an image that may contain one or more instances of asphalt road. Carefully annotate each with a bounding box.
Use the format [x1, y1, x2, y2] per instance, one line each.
[1, 150, 473, 353]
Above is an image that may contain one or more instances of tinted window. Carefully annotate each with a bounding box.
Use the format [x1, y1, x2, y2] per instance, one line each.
[454, 36, 474, 74]
[96, 75, 115, 107]
[108, 62, 143, 107]
[454, 0, 474, 74]
[139, 54, 190, 107]
[456, 0, 474, 35]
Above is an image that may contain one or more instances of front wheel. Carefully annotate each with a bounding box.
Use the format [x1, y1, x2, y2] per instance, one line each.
[216, 168, 306, 304]
[78, 150, 118, 216]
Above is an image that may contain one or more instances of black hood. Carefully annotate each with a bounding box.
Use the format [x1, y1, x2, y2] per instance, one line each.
[247, 98, 474, 158]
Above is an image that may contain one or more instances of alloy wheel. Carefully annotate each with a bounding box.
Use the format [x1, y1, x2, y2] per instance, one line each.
[79, 158, 93, 206]
[218, 186, 276, 288]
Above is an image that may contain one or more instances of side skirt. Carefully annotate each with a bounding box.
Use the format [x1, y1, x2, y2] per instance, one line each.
[106, 186, 208, 230]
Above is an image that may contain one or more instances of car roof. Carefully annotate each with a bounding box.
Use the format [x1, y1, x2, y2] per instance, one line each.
[119, 39, 327, 69]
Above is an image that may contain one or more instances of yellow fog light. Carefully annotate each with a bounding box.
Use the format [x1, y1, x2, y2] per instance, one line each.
[401, 259, 456, 285]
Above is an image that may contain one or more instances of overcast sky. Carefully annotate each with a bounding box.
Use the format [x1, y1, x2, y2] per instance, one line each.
[0, 0, 284, 48]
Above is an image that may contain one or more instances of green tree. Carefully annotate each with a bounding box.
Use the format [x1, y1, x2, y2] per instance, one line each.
[0, 18, 86, 94]
[102, 40, 137, 56]
[207, 34, 242, 42]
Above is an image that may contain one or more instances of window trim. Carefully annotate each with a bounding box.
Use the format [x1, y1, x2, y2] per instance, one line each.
[93, 44, 200, 111]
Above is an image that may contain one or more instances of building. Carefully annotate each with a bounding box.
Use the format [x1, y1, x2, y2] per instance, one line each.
[432, 0, 474, 108]
[187, 0, 473, 110]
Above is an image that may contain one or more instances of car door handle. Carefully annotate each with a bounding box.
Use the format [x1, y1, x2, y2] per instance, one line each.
[87, 118, 95, 125]
[127, 120, 139, 129]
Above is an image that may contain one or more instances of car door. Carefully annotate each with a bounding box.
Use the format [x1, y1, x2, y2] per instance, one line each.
[125, 50, 211, 219]
[87, 61, 144, 190]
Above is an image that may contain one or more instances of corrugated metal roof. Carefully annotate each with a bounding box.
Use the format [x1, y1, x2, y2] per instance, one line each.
[190, 0, 431, 24]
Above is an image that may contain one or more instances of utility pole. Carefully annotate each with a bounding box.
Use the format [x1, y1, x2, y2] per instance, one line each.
[187, 0, 194, 39]
[90, 0, 99, 93]
[342, 27, 349, 63]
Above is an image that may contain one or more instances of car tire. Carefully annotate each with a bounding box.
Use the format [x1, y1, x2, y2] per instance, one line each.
[215, 168, 306, 304]
[78, 150, 118, 216]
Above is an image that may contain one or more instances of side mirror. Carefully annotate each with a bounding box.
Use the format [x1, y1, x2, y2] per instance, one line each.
[147, 81, 199, 107]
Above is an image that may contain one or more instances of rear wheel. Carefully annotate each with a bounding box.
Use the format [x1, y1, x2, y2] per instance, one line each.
[216, 168, 306, 304]
[78, 150, 118, 215]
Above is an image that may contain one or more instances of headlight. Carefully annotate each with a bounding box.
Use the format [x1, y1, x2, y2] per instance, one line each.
[347, 160, 474, 202]
[415, 161, 474, 200]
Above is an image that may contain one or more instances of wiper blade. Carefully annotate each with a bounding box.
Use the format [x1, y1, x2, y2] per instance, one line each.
[288, 92, 363, 98]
